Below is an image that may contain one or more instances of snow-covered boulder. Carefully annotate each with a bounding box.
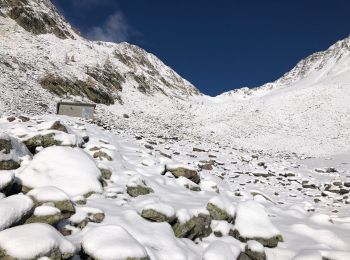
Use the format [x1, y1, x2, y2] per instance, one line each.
[203, 240, 241, 260]
[19, 147, 103, 197]
[232, 201, 283, 248]
[0, 194, 34, 231]
[126, 176, 154, 197]
[0, 171, 15, 194]
[27, 186, 75, 217]
[82, 225, 148, 260]
[25, 205, 64, 226]
[141, 203, 176, 223]
[241, 240, 266, 260]
[0, 133, 31, 170]
[0, 223, 76, 259]
[207, 195, 236, 222]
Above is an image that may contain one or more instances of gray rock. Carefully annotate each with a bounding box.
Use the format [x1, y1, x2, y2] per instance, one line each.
[172, 214, 212, 240]
[166, 166, 200, 184]
[127, 185, 154, 197]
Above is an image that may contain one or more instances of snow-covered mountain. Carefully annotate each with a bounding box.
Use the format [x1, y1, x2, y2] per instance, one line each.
[0, 0, 200, 115]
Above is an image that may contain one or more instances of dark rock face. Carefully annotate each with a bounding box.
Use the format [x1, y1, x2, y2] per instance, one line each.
[40, 75, 115, 105]
[0, 0, 75, 39]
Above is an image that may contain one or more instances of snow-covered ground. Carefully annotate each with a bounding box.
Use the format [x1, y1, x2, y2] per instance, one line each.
[0, 115, 349, 259]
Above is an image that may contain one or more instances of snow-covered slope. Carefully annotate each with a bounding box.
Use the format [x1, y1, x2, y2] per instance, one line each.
[0, 0, 349, 157]
[0, 115, 349, 259]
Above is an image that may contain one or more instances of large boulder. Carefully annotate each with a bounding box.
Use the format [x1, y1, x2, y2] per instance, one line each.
[0, 133, 31, 170]
[0, 223, 75, 259]
[81, 225, 149, 260]
[231, 201, 283, 248]
[19, 146, 102, 197]
[0, 194, 34, 231]
[166, 164, 200, 184]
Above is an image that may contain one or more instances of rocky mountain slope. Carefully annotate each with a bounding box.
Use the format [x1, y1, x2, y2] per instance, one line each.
[0, 0, 200, 115]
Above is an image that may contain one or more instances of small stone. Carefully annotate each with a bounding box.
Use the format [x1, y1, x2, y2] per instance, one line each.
[127, 185, 153, 197]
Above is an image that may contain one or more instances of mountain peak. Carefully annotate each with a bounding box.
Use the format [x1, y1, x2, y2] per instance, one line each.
[0, 0, 77, 39]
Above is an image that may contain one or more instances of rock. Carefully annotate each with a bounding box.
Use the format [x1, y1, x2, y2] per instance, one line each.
[6, 116, 16, 122]
[193, 147, 206, 152]
[127, 185, 153, 197]
[166, 165, 200, 184]
[0, 171, 15, 195]
[173, 214, 212, 240]
[23, 133, 63, 153]
[141, 203, 175, 224]
[93, 150, 112, 161]
[81, 225, 148, 260]
[123, 113, 130, 118]
[89, 212, 105, 223]
[25, 206, 64, 226]
[27, 187, 75, 218]
[0, 223, 75, 259]
[20, 146, 103, 197]
[18, 116, 30, 122]
[207, 203, 234, 222]
[199, 163, 213, 171]
[141, 209, 169, 222]
[144, 144, 154, 150]
[99, 168, 112, 179]
[0, 194, 34, 231]
[0, 133, 31, 170]
[243, 241, 266, 260]
[49, 121, 68, 133]
[231, 201, 282, 248]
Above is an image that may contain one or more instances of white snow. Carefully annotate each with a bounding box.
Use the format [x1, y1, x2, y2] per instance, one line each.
[0, 171, 14, 190]
[27, 186, 70, 202]
[202, 240, 240, 260]
[81, 225, 148, 260]
[0, 194, 33, 231]
[19, 146, 102, 197]
[246, 240, 264, 253]
[0, 223, 76, 258]
[34, 205, 61, 216]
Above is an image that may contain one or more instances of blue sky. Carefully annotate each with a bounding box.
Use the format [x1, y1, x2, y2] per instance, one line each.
[53, 0, 350, 96]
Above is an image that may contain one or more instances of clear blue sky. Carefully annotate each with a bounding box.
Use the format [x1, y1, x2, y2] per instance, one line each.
[53, 0, 350, 96]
